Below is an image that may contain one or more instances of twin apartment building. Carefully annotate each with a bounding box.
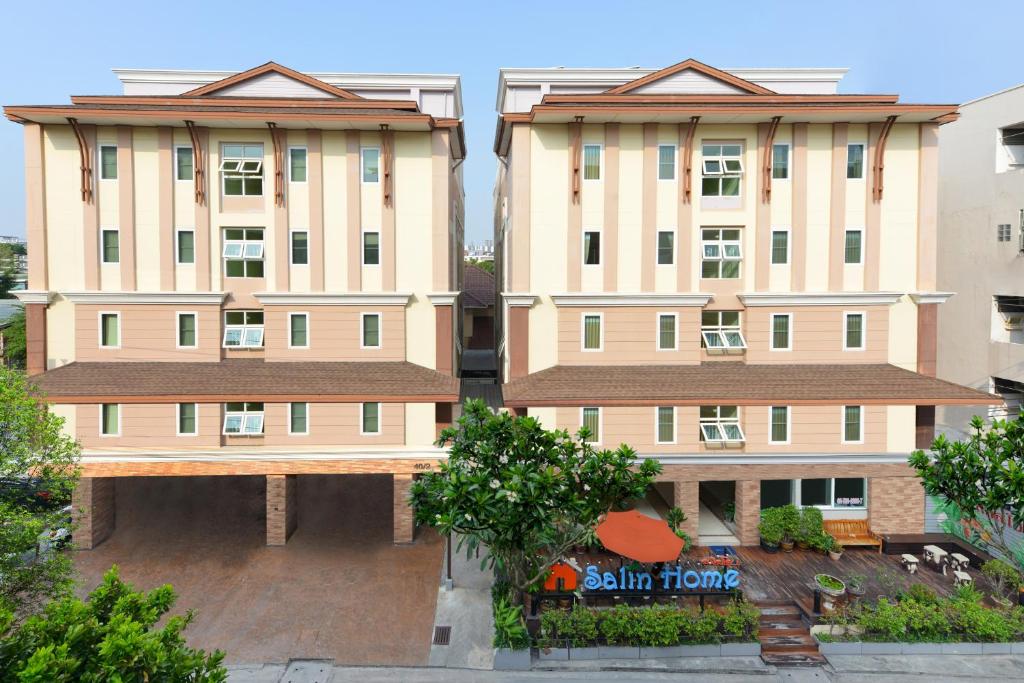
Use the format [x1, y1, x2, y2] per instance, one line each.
[5, 62, 465, 548]
[5, 58, 997, 550]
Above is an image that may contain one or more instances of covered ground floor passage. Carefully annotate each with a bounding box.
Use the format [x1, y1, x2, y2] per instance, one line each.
[71, 474, 443, 665]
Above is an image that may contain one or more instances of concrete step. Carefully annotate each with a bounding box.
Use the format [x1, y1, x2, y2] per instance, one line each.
[761, 651, 828, 667]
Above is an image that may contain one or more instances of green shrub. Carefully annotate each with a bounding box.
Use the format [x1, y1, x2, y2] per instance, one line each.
[492, 596, 530, 650]
[798, 506, 824, 544]
[949, 599, 1014, 642]
[900, 599, 950, 641]
[758, 508, 784, 545]
[904, 583, 939, 605]
[536, 600, 760, 648]
[982, 559, 1023, 601]
[857, 598, 907, 641]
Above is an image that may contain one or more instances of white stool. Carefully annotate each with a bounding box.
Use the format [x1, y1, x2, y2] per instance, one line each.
[950, 553, 970, 571]
[901, 554, 919, 574]
[953, 570, 973, 588]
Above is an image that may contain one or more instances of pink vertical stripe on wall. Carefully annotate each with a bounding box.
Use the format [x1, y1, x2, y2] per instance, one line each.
[828, 123, 848, 292]
[158, 127, 174, 291]
[566, 122, 582, 292]
[117, 126, 136, 291]
[676, 123, 692, 292]
[194, 128, 211, 291]
[864, 122, 883, 291]
[790, 123, 808, 292]
[754, 122, 771, 292]
[641, 123, 657, 292]
[81, 125, 99, 290]
[307, 129, 325, 292]
[917, 123, 939, 292]
[604, 124, 619, 293]
[345, 131, 361, 291]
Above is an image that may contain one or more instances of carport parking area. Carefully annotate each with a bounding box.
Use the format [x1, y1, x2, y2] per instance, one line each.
[73, 474, 443, 665]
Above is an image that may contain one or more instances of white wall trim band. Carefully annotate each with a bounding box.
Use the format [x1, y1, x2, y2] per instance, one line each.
[502, 293, 538, 307]
[81, 447, 449, 462]
[426, 292, 460, 306]
[909, 292, 955, 305]
[551, 293, 714, 307]
[12, 290, 54, 304]
[642, 452, 911, 466]
[254, 292, 412, 306]
[61, 291, 228, 305]
[738, 292, 904, 307]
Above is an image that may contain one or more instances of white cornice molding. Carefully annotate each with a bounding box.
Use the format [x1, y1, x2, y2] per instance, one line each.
[909, 292, 955, 305]
[551, 293, 713, 307]
[427, 292, 460, 306]
[738, 292, 903, 307]
[643, 452, 909, 466]
[82, 447, 448, 461]
[503, 293, 538, 307]
[12, 290, 53, 304]
[254, 292, 412, 306]
[60, 291, 227, 305]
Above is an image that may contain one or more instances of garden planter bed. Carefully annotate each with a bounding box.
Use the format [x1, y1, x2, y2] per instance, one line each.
[535, 641, 760, 662]
[812, 633, 1024, 656]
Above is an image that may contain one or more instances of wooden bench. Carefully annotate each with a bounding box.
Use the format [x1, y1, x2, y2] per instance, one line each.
[824, 519, 883, 553]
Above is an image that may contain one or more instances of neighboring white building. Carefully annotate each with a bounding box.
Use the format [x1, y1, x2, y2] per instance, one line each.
[465, 240, 494, 261]
[937, 84, 1024, 439]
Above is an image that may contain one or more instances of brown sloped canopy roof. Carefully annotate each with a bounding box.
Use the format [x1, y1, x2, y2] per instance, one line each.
[463, 264, 495, 309]
[502, 364, 999, 407]
[33, 360, 459, 403]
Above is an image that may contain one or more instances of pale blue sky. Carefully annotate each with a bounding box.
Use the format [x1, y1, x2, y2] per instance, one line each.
[2, 0, 1020, 244]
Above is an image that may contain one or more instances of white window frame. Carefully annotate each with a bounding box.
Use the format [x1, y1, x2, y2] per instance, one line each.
[769, 406, 791, 445]
[582, 143, 603, 181]
[770, 228, 790, 265]
[841, 405, 865, 445]
[700, 228, 743, 279]
[288, 402, 309, 436]
[580, 406, 602, 445]
[655, 406, 676, 445]
[99, 403, 121, 437]
[289, 229, 309, 266]
[222, 311, 264, 349]
[176, 402, 199, 437]
[699, 406, 745, 446]
[770, 313, 792, 352]
[288, 146, 308, 183]
[100, 228, 120, 264]
[175, 312, 198, 350]
[222, 230, 264, 260]
[362, 230, 381, 266]
[288, 312, 310, 350]
[98, 145, 118, 181]
[361, 147, 381, 184]
[843, 311, 866, 351]
[222, 403, 264, 436]
[581, 312, 604, 352]
[360, 402, 382, 436]
[174, 145, 194, 182]
[773, 477, 869, 510]
[771, 143, 790, 180]
[701, 311, 747, 354]
[98, 311, 121, 349]
[582, 228, 602, 266]
[657, 229, 675, 266]
[700, 142, 744, 197]
[175, 228, 195, 265]
[657, 313, 678, 351]
[360, 312, 382, 350]
[657, 144, 677, 181]
[847, 143, 866, 180]
[220, 144, 264, 196]
[844, 228, 864, 265]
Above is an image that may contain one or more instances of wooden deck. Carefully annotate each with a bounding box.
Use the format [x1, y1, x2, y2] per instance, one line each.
[734, 546, 973, 605]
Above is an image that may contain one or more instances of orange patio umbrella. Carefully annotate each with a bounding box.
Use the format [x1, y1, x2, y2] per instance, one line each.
[595, 510, 684, 563]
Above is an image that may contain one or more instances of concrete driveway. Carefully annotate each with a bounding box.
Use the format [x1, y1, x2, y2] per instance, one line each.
[73, 474, 443, 665]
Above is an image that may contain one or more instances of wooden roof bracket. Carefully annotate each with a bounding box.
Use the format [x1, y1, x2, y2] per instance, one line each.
[267, 122, 285, 207]
[872, 115, 898, 202]
[761, 116, 782, 203]
[184, 120, 206, 205]
[67, 117, 93, 203]
[380, 124, 394, 207]
[682, 115, 700, 203]
[571, 116, 584, 204]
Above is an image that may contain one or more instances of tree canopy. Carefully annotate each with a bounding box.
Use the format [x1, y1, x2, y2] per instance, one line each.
[910, 416, 1024, 574]
[0, 369, 81, 618]
[0, 566, 226, 682]
[411, 400, 661, 598]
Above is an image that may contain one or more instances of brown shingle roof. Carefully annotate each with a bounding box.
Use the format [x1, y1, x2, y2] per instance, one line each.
[502, 364, 1000, 407]
[33, 360, 459, 403]
[463, 264, 495, 309]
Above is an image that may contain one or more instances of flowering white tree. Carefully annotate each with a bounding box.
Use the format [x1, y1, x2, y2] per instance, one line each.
[411, 400, 661, 603]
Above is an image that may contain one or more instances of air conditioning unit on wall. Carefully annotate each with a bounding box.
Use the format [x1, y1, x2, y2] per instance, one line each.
[1003, 314, 1024, 330]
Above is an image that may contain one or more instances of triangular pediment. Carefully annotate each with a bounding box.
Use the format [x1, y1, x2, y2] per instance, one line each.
[183, 62, 360, 99]
[605, 59, 774, 96]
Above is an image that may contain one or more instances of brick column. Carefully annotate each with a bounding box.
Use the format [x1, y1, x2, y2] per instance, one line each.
[916, 302, 939, 448]
[72, 477, 115, 550]
[266, 474, 297, 546]
[24, 302, 47, 376]
[734, 480, 761, 546]
[869, 476, 925, 535]
[504, 295, 536, 381]
[393, 473, 416, 544]
[435, 304, 454, 375]
[673, 480, 699, 542]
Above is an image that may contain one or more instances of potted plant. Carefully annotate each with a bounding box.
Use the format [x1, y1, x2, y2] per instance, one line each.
[778, 504, 800, 553]
[723, 501, 736, 523]
[845, 574, 866, 601]
[814, 574, 846, 611]
[758, 508, 783, 553]
[828, 540, 844, 561]
[797, 507, 824, 551]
